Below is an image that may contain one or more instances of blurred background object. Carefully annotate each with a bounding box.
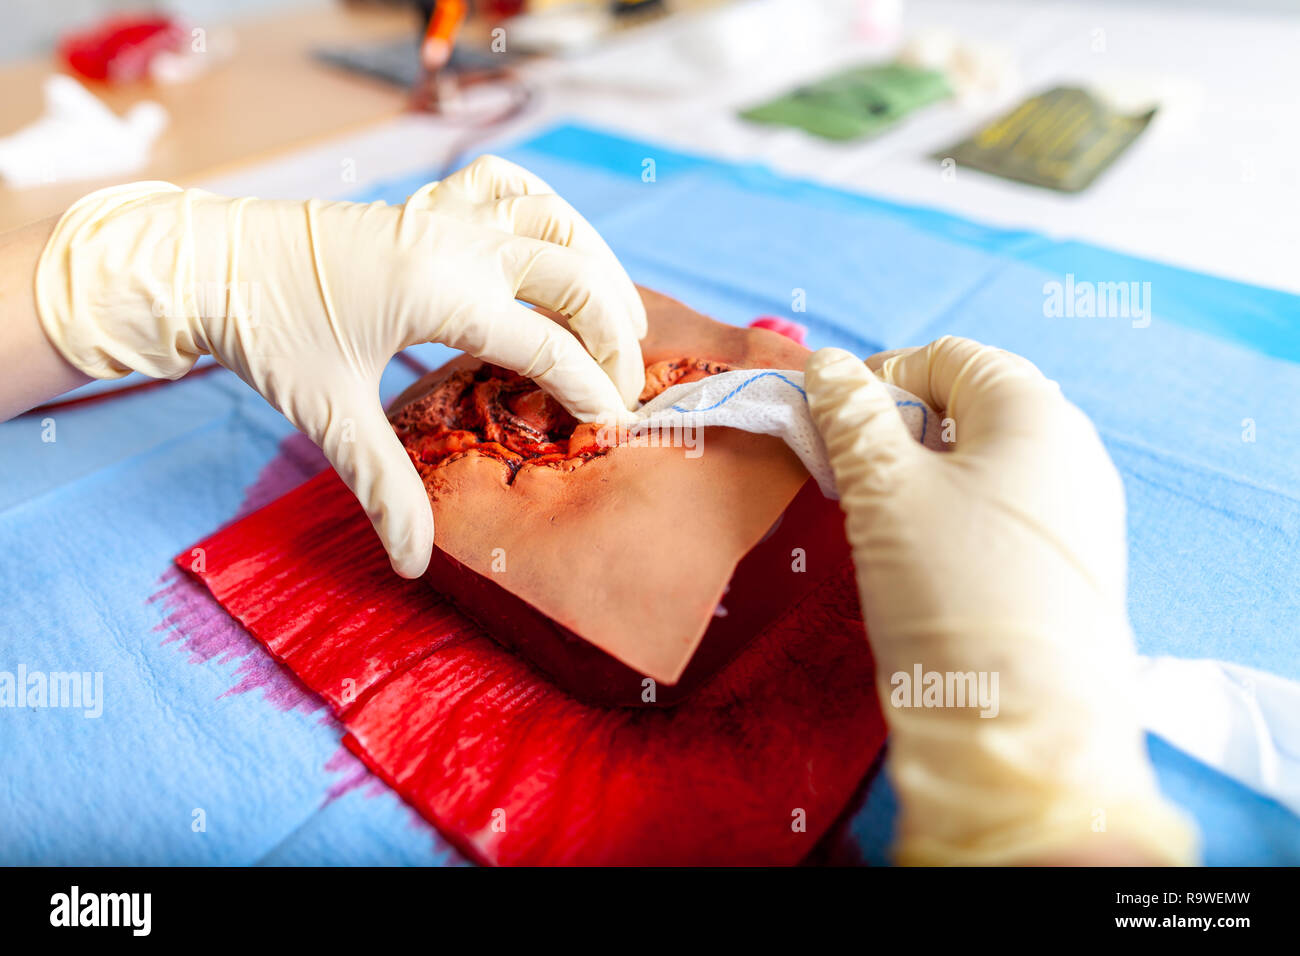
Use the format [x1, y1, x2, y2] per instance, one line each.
[4, 0, 307, 63]
[58, 11, 237, 84]
[59, 13, 187, 82]
[0, 74, 167, 185]
[0, 0, 1298, 289]
[5, 0, 1298, 64]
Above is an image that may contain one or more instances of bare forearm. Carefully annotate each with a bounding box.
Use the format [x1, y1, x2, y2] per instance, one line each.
[0, 217, 91, 421]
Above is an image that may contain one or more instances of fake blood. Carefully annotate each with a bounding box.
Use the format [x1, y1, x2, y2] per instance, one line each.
[390, 359, 735, 482]
[178, 469, 888, 865]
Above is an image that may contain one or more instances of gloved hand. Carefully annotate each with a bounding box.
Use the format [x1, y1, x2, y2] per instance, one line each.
[34, 155, 646, 579]
[804, 338, 1198, 865]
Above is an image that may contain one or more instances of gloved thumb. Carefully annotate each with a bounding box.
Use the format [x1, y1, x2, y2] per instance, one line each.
[311, 393, 435, 579]
[805, 347, 920, 495]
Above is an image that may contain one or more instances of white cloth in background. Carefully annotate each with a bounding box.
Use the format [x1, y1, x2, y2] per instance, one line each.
[0, 76, 166, 188]
[1137, 657, 1300, 819]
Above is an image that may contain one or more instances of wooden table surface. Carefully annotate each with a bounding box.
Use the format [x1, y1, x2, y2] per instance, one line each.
[0, 3, 419, 232]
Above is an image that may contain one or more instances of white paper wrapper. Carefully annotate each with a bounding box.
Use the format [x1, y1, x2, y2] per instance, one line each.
[0, 76, 166, 188]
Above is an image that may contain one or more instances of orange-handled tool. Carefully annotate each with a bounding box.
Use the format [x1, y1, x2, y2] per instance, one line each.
[421, 0, 468, 73]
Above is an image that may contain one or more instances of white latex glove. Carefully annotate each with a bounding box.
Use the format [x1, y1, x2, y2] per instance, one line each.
[34, 155, 646, 578]
[804, 338, 1198, 866]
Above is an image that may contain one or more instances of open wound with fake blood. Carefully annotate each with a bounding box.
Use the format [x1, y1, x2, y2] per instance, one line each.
[177, 291, 889, 864]
[390, 358, 729, 483]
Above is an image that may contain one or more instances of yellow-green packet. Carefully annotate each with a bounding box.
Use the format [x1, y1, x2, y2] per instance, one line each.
[937, 86, 1156, 193]
[741, 62, 951, 142]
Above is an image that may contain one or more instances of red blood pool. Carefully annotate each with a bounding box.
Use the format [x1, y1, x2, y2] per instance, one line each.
[178, 470, 887, 865]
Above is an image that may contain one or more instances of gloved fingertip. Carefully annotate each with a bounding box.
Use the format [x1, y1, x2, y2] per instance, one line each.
[628, 295, 649, 340]
[593, 404, 638, 427]
[387, 515, 434, 578]
[805, 349, 877, 408]
[613, 365, 647, 411]
[390, 546, 431, 579]
[805, 347, 864, 378]
[380, 485, 435, 579]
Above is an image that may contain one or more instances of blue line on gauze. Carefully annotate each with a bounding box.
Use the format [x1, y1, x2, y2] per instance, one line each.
[668, 369, 807, 411]
[635, 368, 944, 498]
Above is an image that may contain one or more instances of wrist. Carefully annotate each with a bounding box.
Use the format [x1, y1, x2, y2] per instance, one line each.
[876, 625, 1198, 865]
[35, 181, 208, 381]
[0, 216, 92, 419]
[884, 712, 1200, 865]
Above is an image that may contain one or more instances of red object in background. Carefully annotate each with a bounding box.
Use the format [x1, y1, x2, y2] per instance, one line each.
[749, 315, 809, 346]
[479, 0, 526, 20]
[60, 15, 184, 83]
[178, 469, 887, 865]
